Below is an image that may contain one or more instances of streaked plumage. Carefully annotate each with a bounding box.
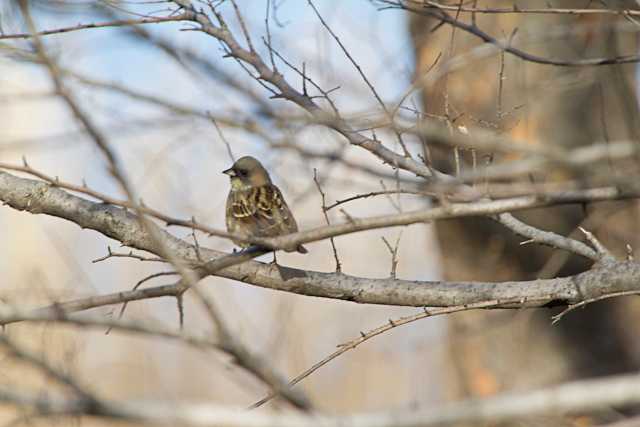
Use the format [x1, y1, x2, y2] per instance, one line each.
[223, 156, 307, 254]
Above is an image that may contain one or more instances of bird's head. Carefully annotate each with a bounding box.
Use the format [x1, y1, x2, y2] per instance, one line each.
[223, 156, 272, 190]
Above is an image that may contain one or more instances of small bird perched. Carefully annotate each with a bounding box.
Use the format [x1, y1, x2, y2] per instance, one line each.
[223, 156, 307, 254]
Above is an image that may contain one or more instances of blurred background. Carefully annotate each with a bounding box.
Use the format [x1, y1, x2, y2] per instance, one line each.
[1, 0, 640, 425]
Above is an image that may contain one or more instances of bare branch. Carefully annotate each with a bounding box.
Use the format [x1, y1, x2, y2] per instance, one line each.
[171, 2, 450, 183]
[0, 15, 188, 40]
[397, 2, 640, 17]
[496, 213, 598, 261]
[3, 171, 640, 311]
[552, 290, 640, 324]
[0, 308, 219, 350]
[313, 169, 342, 272]
[381, 233, 402, 278]
[188, 285, 313, 411]
[0, 335, 93, 401]
[387, 1, 640, 67]
[91, 247, 166, 263]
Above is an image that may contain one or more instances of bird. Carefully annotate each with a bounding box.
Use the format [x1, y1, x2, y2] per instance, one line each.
[223, 156, 308, 254]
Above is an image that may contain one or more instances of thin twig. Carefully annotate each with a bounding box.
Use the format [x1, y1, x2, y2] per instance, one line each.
[313, 169, 342, 272]
[552, 290, 640, 324]
[381, 232, 402, 278]
[264, 0, 277, 71]
[190, 286, 313, 411]
[105, 271, 179, 334]
[0, 335, 94, 402]
[209, 114, 236, 163]
[0, 15, 188, 40]
[250, 294, 553, 409]
[496, 213, 598, 261]
[91, 247, 166, 263]
[325, 189, 432, 211]
[307, 0, 412, 157]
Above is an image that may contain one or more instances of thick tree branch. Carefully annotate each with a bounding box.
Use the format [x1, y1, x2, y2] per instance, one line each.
[2, 170, 640, 311]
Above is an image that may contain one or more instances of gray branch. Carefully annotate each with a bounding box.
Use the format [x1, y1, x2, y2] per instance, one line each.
[2, 170, 640, 310]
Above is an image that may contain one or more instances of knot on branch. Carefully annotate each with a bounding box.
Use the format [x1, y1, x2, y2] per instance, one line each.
[574, 260, 640, 301]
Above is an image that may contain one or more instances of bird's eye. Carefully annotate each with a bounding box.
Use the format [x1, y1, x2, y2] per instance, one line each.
[238, 169, 247, 177]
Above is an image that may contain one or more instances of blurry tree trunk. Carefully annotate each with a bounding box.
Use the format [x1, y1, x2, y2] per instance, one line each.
[409, 0, 640, 422]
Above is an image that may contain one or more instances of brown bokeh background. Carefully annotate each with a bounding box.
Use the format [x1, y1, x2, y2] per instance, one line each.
[1, 0, 640, 425]
[410, 1, 640, 420]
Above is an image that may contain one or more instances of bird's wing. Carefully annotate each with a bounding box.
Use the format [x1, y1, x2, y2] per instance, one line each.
[229, 185, 298, 237]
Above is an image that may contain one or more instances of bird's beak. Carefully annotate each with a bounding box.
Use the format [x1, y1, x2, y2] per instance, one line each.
[222, 168, 236, 177]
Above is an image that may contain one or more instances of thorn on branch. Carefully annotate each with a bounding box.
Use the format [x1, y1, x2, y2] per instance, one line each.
[105, 270, 178, 334]
[579, 226, 615, 261]
[381, 233, 402, 279]
[313, 168, 342, 273]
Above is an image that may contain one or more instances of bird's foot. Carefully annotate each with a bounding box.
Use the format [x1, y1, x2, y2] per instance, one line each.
[268, 252, 279, 267]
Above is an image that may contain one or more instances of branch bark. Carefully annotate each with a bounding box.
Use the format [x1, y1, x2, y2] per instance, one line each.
[2, 170, 640, 311]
